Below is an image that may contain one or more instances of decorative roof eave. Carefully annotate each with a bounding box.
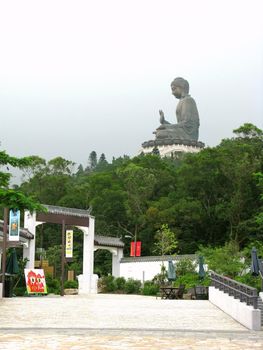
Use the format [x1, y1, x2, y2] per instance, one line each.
[94, 234, 124, 248]
[36, 205, 92, 226]
[120, 254, 197, 263]
[42, 205, 92, 218]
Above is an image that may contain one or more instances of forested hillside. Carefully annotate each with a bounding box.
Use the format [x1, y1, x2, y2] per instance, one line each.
[16, 123, 262, 260]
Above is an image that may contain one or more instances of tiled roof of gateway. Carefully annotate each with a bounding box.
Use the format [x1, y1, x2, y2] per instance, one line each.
[121, 254, 197, 263]
[43, 205, 91, 217]
[94, 235, 124, 248]
[0, 220, 34, 239]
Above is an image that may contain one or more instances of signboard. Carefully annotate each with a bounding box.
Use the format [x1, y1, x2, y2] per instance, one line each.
[24, 269, 47, 294]
[130, 241, 141, 257]
[65, 230, 73, 258]
[9, 209, 20, 241]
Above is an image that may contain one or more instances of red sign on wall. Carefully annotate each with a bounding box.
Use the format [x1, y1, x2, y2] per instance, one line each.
[130, 241, 141, 257]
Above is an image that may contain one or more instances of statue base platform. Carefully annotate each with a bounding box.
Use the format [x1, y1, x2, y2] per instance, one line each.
[140, 139, 205, 158]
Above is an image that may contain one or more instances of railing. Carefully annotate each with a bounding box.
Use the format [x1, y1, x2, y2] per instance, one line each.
[210, 271, 258, 309]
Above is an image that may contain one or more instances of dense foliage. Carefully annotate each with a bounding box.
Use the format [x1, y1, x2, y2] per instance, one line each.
[98, 275, 141, 294]
[15, 124, 262, 263]
[2, 123, 262, 282]
[0, 152, 43, 212]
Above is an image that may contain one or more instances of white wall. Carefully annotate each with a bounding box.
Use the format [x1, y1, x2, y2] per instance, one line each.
[120, 260, 170, 282]
[209, 286, 261, 331]
[120, 256, 201, 282]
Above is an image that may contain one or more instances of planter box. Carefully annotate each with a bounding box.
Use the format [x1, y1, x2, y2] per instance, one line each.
[64, 288, 78, 295]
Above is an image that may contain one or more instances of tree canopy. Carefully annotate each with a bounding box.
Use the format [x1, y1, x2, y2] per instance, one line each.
[13, 124, 263, 257]
[0, 151, 43, 211]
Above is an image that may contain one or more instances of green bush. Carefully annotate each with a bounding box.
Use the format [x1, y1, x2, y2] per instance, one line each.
[13, 286, 27, 296]
[114, 277, 126, 291]
[141, 281, 159, 296]
[174, 273, 210, 290]
[97, 276, 143, 294]
[198, 242, 244, 278]
[176, 258, 197, 276]
[64, 280, 78, 289]
[234, 274, 261, 292]
[98, 275, 117, 293]
[124, 278, 141, 294]
[46, 275, 60, 294]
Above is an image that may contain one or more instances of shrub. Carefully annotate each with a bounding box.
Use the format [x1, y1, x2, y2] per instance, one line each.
[198, 242, 244, 278]
[98, 275, 116, 293]
[124, 278, 141, 294]
[176, 258, 197, 276]
[174, 272, 210, 290]
[114, 277, 126, 291]
[13, 286, 27, 296]
[98, 276, 143, 294]
[141, 281, 159, 296]
[234, 274, 261, 292]
[64, 280, 78, 289]
[46, 275, 60, 294]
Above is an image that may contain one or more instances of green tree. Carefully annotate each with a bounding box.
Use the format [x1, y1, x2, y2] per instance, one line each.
[116, 162, 157, 243]
[76, 164, 84, 175]
[46, 245, 62, 278]
[198, 241, 245, 278]
[88, 151, 97, 171]
[166, 123, 263, 250]
[254, 172, 263, 227]
[20, 155, 46, 181]
[96, 153, 109, 171]
[19, 157, 75, 205]
[86, 172, 127, 236]
[154, 224, 178, 256]
[0, 150, 43, 211]
[12, 123, 263, 263]
[233, 123, 263, 139]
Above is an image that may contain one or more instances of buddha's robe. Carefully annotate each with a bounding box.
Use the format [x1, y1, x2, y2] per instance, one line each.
[156, 95, 200, 141]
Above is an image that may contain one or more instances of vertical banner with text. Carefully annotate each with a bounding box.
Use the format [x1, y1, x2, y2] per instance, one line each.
[9, 209, 20, 241]
[65, 230, 73, 258]
[130, 241, 141, 257]
[135, 241, 141, 257]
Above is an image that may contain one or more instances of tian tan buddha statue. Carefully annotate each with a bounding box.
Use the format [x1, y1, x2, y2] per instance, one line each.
[154, 77, 200, 142]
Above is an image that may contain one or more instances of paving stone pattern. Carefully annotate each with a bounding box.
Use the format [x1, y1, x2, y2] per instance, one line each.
[0, 294, 263, 349]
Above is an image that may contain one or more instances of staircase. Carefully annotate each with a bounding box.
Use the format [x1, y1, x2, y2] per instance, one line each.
[257, 297, 263, 326]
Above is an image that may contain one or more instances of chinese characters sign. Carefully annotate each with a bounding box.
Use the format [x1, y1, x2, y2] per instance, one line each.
[65, 230, 73, 258]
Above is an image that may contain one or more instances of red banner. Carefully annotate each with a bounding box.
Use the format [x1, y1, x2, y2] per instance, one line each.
[130, 241, 141, 257]
[135, 241, 141, 256]
[130, 242, 135, 256]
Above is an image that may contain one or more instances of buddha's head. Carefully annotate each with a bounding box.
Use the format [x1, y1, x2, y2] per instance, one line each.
[171, 77, 189, 99]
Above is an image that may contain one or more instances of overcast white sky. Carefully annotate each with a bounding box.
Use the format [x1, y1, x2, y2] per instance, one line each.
[1, 0, 262, 172]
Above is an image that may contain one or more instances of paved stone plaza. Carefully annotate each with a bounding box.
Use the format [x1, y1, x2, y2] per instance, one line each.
[0, 294, 263, 349]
